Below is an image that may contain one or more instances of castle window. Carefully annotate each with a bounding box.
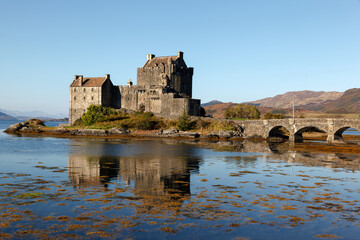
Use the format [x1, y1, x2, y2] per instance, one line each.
[134, 90, 136, 93]
[74, 88, 77, 92]
[128, 91, 130, 94]
[91, 88, 94, 92]
[83, 96, 86, 100]
[74, 109, 76, 112]
[83, 88, 86, 92]
[74, 97, 76, 101]
[91, 96, 94, 100]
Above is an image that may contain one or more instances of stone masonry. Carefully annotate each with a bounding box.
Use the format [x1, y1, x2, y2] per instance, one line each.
[69, 52, 201, 125]
[234, 118, 360, 143]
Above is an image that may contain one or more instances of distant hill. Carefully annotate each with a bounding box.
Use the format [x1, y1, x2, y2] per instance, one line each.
[0, 108, 66, 121]
[203, 89, 360, 118]
[201, 100, 223, 107]
[203, 102, 238, 118]
[248, 90, 343, 109]
[0, 111, 17, 121]
[318, 88, 360, 113]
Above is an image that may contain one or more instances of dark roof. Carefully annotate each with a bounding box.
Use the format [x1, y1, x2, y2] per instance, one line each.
[143, 56, 178, 68]
[70, 77, 107, 87]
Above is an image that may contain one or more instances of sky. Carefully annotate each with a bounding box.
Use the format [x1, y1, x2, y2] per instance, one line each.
[0, 0, 360, 115]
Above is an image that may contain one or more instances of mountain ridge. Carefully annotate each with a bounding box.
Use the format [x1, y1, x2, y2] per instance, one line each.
[247, 90, 343, 109]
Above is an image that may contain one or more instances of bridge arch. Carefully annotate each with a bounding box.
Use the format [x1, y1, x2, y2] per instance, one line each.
[268, 126, 290, 140]
[294, 126, 327, 143]
[333, 126, 360, 142]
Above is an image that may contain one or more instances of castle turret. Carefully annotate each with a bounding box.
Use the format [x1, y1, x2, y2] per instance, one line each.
[177, 51, 183, 59]
[147, 54, 155, 61]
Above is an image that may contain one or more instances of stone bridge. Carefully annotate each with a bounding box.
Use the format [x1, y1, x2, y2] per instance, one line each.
[234, 118, 360, 143]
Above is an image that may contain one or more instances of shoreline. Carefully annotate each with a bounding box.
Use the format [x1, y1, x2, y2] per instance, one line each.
[4, 119, 360, 156]
[5, 127, 360, 157]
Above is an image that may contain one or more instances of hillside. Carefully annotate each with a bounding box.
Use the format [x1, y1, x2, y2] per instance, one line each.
[248, 90, 343, 109]
[203, 88, 360, 118]
[0, 112, 17, 121]
[203, 102, 294, 118]
[320, 88, 360, 113]
[201, 100, 223, 107]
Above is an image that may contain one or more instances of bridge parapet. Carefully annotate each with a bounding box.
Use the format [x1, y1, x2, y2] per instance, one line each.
[233, 118, 360, 143]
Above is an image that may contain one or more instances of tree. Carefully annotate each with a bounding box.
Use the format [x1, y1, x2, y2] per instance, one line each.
[224, 104, 260, 119]
[177, 112, 196, 131]
[264, 112, 285, 119]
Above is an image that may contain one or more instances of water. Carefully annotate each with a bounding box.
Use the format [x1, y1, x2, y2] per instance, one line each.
[1, 122, 360, 239]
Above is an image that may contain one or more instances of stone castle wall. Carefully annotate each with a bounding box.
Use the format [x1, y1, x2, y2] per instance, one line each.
[69, 86, 103, 125]
[69, 52, 200, 125]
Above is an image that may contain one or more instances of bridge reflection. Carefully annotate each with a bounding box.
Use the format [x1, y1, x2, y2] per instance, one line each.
[68, 139, 360, 197]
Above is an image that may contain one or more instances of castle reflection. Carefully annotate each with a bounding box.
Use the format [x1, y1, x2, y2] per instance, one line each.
[68, 138, 360, 198]
[68, 139, 201, 198]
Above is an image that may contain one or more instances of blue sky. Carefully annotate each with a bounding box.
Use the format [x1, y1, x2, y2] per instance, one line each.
[1, 0, 360, 115]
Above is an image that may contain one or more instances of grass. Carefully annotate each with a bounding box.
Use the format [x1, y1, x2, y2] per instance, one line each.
[70, 110, 238, 133]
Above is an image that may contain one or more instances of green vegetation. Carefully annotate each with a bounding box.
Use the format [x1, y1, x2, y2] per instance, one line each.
[264, 112, 286, 119]
[79, 105, 117, 126]
[75, 105, 161, 130]
[224, 104, 260, 120]
[177, 112, 196, 131]
[16, 192, 43, 199]
[73, 105, 237, 132]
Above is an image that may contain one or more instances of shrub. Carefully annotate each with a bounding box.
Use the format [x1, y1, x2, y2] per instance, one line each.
[196, 118, 210, 129]
[133, 112, 159, 130]
[177, 112, 196, 131]
[224, 104, 260, 119]
[114, 112, 160, 130]
[264, 112, 285, 119]
[209, 121, 235, 131]
[80, 105, 116, 126]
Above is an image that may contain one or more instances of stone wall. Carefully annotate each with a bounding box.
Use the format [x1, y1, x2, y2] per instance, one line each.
[69, 78, 113, 125]
[235, 118, 360, 143]
[69, 86, 102, 125]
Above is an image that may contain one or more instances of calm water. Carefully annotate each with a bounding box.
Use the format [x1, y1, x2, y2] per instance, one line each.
[1, 121, 360, 239]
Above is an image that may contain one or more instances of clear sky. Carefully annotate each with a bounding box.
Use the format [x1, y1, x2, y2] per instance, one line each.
[1, 0, 360, 115]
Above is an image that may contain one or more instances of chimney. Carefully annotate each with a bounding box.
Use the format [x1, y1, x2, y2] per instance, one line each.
[105, 74, 110, 79]
[177, 51, 183, 59]
[147, 54, 155, 61]
[127, 79, 133, 86]
[79, 75, 83, 86]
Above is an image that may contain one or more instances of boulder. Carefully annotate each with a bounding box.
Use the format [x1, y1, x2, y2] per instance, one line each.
[5, 122, 23, 132]
[218, 130, 234, 139]
[108, 128, 130, 135]
[179, 132, 200, 138]
[5, 119, 45, 133]
[162, 129, 179, 135]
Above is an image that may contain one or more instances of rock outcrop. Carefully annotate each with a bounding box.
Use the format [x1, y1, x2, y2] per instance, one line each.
[5, 119, 45, 133]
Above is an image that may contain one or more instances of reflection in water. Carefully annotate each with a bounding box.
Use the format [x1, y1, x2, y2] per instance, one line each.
[68, 140, 201, 199]
[2, 133, 360, 239]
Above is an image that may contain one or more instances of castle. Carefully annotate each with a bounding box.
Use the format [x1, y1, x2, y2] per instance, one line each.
[69, 51, 201, 125]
